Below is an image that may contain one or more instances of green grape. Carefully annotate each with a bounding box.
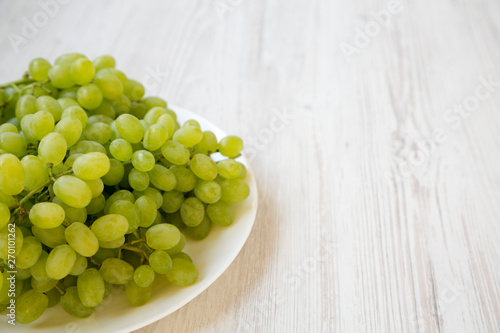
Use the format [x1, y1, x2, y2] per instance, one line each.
[30, 251, 50, 281]
[189, 154, 218, 180]
[32, 225, 67, 248]
[97, 68, 127, 85]
[59, 86, 79, 99]
[29, 110, 55, 140]
[161, 190, 184, 213]
[124, 79, 145, 101]
[217, 159, 242, 179]
[58, 275, 78, 291]
[29, 57, 52, 81]
[86, 194, 106, 215]
[219, 178, 250, 203]
[109, 138, 133, 161]
[99, 236, 125, 249]
[16, 289, 48, 324]
[218, 135, 244, 158]
[36, 95, 63, 121]
[150, 210, 164, 226]
[54, 116, 83, 147]
[53, 175, 93, 208]
[101, 158, 125, 186]
[60, 286, 94, 318]
[48, 63, 74, 88]
[143, 124, 168, 151]
[166, 233, 186, 255]
[194, 180, 221, 204]
[38, 132, 67, 165]
[144, 106, 167, 125]
[104, 189, 135, 213]
[170, 165, 197, 192]
[46, 244, 77, 280]
[0, 153, 25, 195]
[46, 288, 61, 308]
[109, 200, 140, 234]
[70, 140, 106, 155]
[52, 197, 87, 223]
[165, 258, 199, 286]
[77, 268, 105, 307]
[15, 94, 37, 121]
[142, 96, 167, 110]
[0, 191, 16, 210]
[88, 100, 115, 118]
[16, 268, 32, 280]
[20, 114, 37, 144]
[83, 122, 112, 144]
[146, 224, 181, 250]
[194, 130, 217, 154]
[0, 225, 24, 260]
[126, 280, 152, 306]
[70, 57, 95, 85]
[173, 125, 203, 147]
[111, 94, 131, 115]
[87, 114, 114, 126]
[135, 195, 157, 228]
[148, 164, 176, 191]
[180, 197, 205, 227]
[206, 201, 234, 226]
[73, 152, 110, 180]
[132, 150, 155, 172]
[77, 83, 103, 110]
[99, 258, 134, 284]
[115, 114, 144, 143]
[128, 168, 150, 191]
[148, 250, 172, 274]
[65, 222, 99, 257]
[133, 265, 155, 288]
[94, 72, 123, 100]
[0, 132, 27, 157]
[57, 97, 80, 110]
[91, 214, 129, 241]
[15, 236, 42, 269]
[185, 214, 212, 240]
[133, 187, 163, 209]
[61, 105, 88, 127]
[129, 101, 148, 119]
[84, 178, 104, 198]
[93, 55, 116, 71]
[183, 119, 200, 129]
[55, 53, 86, 65]
[70, 253, 88, 275]
[0, 203, 9, 230]
[0, 123, 18, 134]
[156, 114, 175, 139]
[31, 278, 59, 293]
[161, 140, 189, 165]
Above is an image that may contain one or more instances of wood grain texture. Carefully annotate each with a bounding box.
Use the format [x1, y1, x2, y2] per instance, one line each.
[1, 0, 500, 332]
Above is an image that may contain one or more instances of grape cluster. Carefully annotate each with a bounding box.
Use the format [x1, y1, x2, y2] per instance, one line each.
[0, 53, 250, 324]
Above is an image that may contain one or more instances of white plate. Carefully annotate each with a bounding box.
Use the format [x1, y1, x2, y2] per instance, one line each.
[0, 105, 258, 332]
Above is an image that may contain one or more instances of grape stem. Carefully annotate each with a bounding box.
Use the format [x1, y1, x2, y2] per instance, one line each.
[0, 78, 37, 89]
[121, 246, 149, 261]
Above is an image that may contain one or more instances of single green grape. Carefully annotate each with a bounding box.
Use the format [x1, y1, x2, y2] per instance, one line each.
[148, 250, 172, 274]
[170, 165, 197, 192]
[132, 150, 155, 172]
[48, 63, 74, 88]
[165, 258, 199, 286]
[194, 180, 222, 204]
[0, 153, 25, 195]
[77, 268, 105, 307]
[93, 55, 116, 71]
[99, 258, 134, 284]
[109, 200, 140, 234]
[217, 159, 242, 179]
[38, 132, 67, 165]
[206, 201, 234, 226]
[61, 105, 88, 127]
[135, 195, 157, 228]
[36, 95, 63, 121]
[133, 265, 155, 288]
[115, 114, 144, 143]
[15, 236, 42, 269]
[15, 289, 49, 324]
[91, 214, 129, 241]
[161, 140, 189, 165]
[29, 57, 52, 81]
[46, 244, 77, 280]
[173, 125, 203, 147]
[54, 116, 83, 147]
[161, 190, 184, 214]
[65, 222, 99, 257]
[218, 135, 244, 158]
[143, 123, 168, 151]
[184, 214, 212, 240]
[70, 57, 95, 85]
[128, 168, 150, 191]
[109, 138, 133, 161]
[189, 154, 218, 180]
[146, 224, 181, 250]
[77, 83, 103, 110]
[219, 178, 250, 203]
[53, 175, 92, 208]
[83, 122, 112, 144]
[148, 164, 176, 191]
[0, 132, 27, 157]
[126, 280, 153, 306]
[60, 286, 94, 318]
[70, 253, 88, 275]
[72, 152, 111, 180]
[32, 225, 67, 248]
[180, 197, 205, 227]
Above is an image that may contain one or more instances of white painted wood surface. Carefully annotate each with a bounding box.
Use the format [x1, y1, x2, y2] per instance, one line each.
[1, 0, 500, 332]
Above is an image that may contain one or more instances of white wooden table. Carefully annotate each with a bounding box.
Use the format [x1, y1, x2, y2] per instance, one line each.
[1, 0, 500, 332]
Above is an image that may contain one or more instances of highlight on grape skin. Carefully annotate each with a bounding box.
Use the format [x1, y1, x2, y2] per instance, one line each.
[0, 53, 250, 324]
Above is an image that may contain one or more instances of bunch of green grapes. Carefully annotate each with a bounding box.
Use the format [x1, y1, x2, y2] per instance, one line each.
[0, 53, 250, 324]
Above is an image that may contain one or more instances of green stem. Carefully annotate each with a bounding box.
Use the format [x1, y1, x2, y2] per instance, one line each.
[121, 246, 149, 261]
[0, 78, 36, 89]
